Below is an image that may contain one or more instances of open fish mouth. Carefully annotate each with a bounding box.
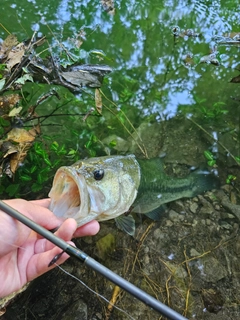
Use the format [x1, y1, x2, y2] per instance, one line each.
[49, 167, 92, 226]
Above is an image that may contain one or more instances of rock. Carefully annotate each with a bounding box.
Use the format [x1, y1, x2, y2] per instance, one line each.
[198, 196, 215, 216]
[169, 210, 184, 222]
[234, 238, 240, 256]
[190, 248, 201, 257]
[165, 219, 174, 227]
[201, 257, 228, 282]
[215, 190, 240, 221]
[190, 202, 198, 214]
[62, 300, 88, 320]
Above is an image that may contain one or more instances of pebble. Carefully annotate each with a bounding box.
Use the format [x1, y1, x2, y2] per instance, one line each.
[201, 256, 228, 282]
[169, 210, 184, 222]
[190, 202, 198, 214]
[165, 219, 173, 227]
[206, 219, 211, 226]
[190, 248, 201, 257]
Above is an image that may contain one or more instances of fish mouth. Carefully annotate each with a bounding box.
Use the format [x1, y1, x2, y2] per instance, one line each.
[49, 167, 90, 226]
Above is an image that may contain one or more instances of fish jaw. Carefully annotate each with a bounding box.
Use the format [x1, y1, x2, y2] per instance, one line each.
[48, 166, 97, 226]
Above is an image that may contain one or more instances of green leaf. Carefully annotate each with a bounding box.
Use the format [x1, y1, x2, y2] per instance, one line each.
[20, 174, 32, 181]
[226, 174, 237, 184]
[57, 145, 67, 155]
[67, 149, 76, 155]
[41, 135, 52, 140]
[0, 64, 6, 71]
[15, 74, 33, 85]
[235, 157, 240, 164]
[52, 159, 61, 167]
[0, 78, 5, 90]
[43, 157, 52, 166]
[204, 150, 214, 161]
[109, 140, 117, 147]
[31, 183, 43, 192]
[0, 117, 10, 127]
[51, 141, 59, 151]
[30, 165, 37, 173]
[37, 173, 43, 184]
[6, 184, 20, 197]
[0, 185, 5, 194]
[207, 160, 216, 166]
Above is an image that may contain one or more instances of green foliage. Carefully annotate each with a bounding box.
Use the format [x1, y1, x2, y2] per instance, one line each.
[0, 138, 82, 198]
[179, 96, 228, 122]
[0, 117, 10, 127]
[200, 101, 228, 119]
[235, 156, 240, 164]
[5, 184, 20, 197]
[84, 133, 98, 157]
[0, 64, 6, 81]
[204, 150, 216, 166]
[226, 174, 237, 184]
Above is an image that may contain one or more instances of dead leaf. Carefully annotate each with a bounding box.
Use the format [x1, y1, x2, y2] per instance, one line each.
[95, 88, 102, 114]
[200, 53, 220, 66]
[0, 307, 6, 316]
[2, 34, 18, 48]
[8, 106, 22, 117]
[6, 126, 40, 174]
[29, 124, 41, 136]
[223, 32, 240, 40]
[101, 0, 115, 14]
[230, 74, 240, 83]
[7, 127, 37, 144]
[6, 42, 26, 71]
[0, 34, 18, 60]
[10, 143, 29, 173]
[0, 94, 21, 116]
[1, 141, 18, 158]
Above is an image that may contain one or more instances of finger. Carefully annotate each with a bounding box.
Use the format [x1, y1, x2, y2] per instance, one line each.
[35, 218, 77, 253]
[73, 220, 100, 238]
[27, 242, 74, 281]
[4, 199, 64, 230]
[30, 198, 51, 208]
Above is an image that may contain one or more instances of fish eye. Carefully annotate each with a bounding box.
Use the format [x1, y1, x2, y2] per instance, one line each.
[93, 169, 104, 180]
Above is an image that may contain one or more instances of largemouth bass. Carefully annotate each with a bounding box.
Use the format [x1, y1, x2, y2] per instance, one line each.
[49, 155, 219, 235]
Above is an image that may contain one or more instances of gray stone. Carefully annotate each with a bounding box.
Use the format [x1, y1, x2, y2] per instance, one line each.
[201, 257, 228, 282]
[189, 202, 198, 214]
[62, 299, 87, 320]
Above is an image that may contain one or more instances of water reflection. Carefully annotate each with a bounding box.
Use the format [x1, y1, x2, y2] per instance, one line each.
[0, 0, 239, 119]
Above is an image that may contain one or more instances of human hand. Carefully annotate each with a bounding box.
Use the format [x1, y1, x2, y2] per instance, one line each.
[0, 198, 100, 298]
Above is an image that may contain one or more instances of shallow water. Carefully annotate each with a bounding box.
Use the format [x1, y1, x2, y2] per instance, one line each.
[1, 0, 239, 124]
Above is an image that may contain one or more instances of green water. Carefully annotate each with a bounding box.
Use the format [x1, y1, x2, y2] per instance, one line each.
[0, 0, 239, 196]
[1, 2, 239, 124]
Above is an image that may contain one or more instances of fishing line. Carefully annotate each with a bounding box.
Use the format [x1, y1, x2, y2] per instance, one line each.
[0, 200, 188, 320]
[0, 238, 27, 250]
[56, 264, 136, 320]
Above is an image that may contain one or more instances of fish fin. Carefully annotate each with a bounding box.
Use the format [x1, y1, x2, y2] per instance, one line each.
[144, 205, 166, 221]
[190, 170, 220, 196]
[115, 214, 135, 236]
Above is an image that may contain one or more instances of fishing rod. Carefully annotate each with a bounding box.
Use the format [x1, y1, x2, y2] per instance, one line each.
[0, 200, 188, 320]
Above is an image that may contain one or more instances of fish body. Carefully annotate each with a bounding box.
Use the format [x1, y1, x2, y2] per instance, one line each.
[49, 155, 219, 234]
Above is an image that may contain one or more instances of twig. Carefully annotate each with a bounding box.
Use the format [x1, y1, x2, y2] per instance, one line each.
[106, 285, 122, 320]
[188, 117, 240, 166]
[99, 89, 149, 158]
